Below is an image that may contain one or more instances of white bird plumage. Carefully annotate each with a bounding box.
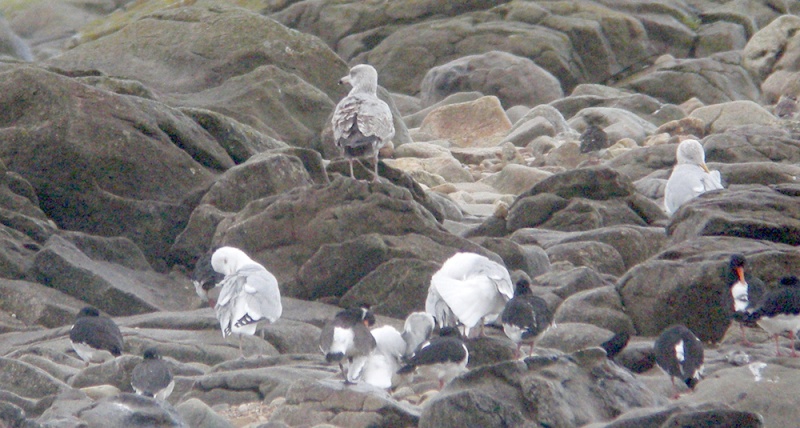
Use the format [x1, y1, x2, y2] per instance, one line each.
[401, 312, 436, 357]
[663, 139, 723, 215]
[210, 246, 282, 355]
[426, 252, 514, 337]
[331, 64, 395, 181]
[362, 325, 406, 389]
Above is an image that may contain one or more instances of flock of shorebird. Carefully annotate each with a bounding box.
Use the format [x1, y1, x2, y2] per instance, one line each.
[64, 65, 800, 404]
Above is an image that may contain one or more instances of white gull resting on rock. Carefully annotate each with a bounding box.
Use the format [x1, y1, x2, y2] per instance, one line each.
[426, 252, 514, 337]
[401, 311, 436, 358]
[361, 325, 406, 390]
[663, 139, 723, 215]
[210, 246, 283, 357]
[331, 64, 395, 181]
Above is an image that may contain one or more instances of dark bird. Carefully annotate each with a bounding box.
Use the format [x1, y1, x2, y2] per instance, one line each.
[737, 276, 800, 357]
[726, 254, 765, 346]
[210, 246, 283, 357]
[398, 326, 469, 389]
[69, 307, 124, 365]
[579, 123, 608, 153]
[774, 94, 798, 119]
[192, 249, 224, 306]
[131, 347, 174, 401]
[601, 331, 631, 360]
[500, 275, 553, 358]
[331, 64, 395, 181]
[319, 305, 377, 384]
[654, 325, 704, 398]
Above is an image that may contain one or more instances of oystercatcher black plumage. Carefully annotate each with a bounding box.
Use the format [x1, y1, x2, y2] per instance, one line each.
[500, 275, 553, 358]
[653, 325, 704, 398]
[737, 276, 800, 357]
[397, 326, 469, 389]
[131, 347, 174, 401]
[69, 307, 124, 365]
[726, 254, 765, 346]
[319, 305, 377, 383]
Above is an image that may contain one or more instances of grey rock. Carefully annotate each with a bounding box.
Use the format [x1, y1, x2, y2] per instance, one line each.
[175, 398, 233, 428]
[77, 393, 187, 427]
[554, 286, 635, 335]
[420, 50, 563, 109]
[546, 241, 626, 277]
[536, 266, 609, 300]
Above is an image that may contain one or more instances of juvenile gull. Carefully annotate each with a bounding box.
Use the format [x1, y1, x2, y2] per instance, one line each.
[69, 307, 124, 365]
[211, 246, 283, 357]
[131, 347, 174, 401]
[319, 305, 377, 384]
[426, 252, 514, 337]
[331, 64, 395, 181]
[663, 139, 723, 215]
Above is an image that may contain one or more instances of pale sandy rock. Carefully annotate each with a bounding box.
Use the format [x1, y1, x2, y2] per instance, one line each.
[420, 96, 512, 148]
[383, 157, 474, 184]
[392, 142, 453, 159]
[479, 164, 552, 195]
[689, 101, 777, 134]
[695, 21, 748, 57]
[761, 69, 800, 104]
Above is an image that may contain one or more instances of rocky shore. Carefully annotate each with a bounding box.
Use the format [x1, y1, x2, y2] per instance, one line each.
[0, 1, 799, 427]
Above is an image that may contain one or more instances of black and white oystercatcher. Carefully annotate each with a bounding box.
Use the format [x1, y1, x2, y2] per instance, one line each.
[737, 275, 800, 357]
[210, 246, 283, 357]
[331, 64, 395, 181]
[726, 253, 764, 345]
[401, 311, 436, 358]
[131, 347, 174, 401]
[319, 305, 377, 384]
[397, 326, 469, 390]
[500, 275, 553, 358]
[426, 252, 514, 337]
[654, 325, 704, 398]
[69, 306, 124, 365]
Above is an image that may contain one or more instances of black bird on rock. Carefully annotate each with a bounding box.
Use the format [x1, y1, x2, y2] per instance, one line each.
[500, 274, 553, 358]
[726, 254, 765, 346]
[131, 347, 174, 401]
[319, 305, 377, 384]
[736, 275, 800, 357]
[654, 325, 704, 398]
[398, 326, 468, 389]
[69, 307, 124, 366]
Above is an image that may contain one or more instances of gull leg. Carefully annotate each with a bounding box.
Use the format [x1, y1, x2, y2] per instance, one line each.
[372, 153, 380, 182]
[348, 159, 355, 179]
[775, 335, 782, 357]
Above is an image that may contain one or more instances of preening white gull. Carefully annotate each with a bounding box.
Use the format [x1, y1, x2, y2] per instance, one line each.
[69, 307, 124, 365]
[663, 139, 723, 215]
[319, 305, 377, 384]
[362, 325, 406, 389]
[426, 252, 514, 337]
[131, 347, 174, 401]
[331, 64, 395, 181]
[211, 246, 283, 357]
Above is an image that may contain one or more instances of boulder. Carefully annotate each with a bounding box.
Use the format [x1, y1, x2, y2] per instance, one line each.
[29, 235, 195, 316]
[666, 184, 800, 246]
[77, 393, 187, 427]
[419, 50, 563, 108]
[47, 5, 345, 149]
[420, 354, 664, 427]
[419, 96, 512, 148]
[689, 101, 777, 134]
[621, 52, 760, 105]
[553, 286, 636, 335]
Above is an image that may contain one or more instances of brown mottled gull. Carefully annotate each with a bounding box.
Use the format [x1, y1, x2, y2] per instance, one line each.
[332, 64, 395, 181]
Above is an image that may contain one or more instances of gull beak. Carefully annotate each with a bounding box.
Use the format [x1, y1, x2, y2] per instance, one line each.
[701, 163, 711, 173]
[339, 75, 351, 86]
